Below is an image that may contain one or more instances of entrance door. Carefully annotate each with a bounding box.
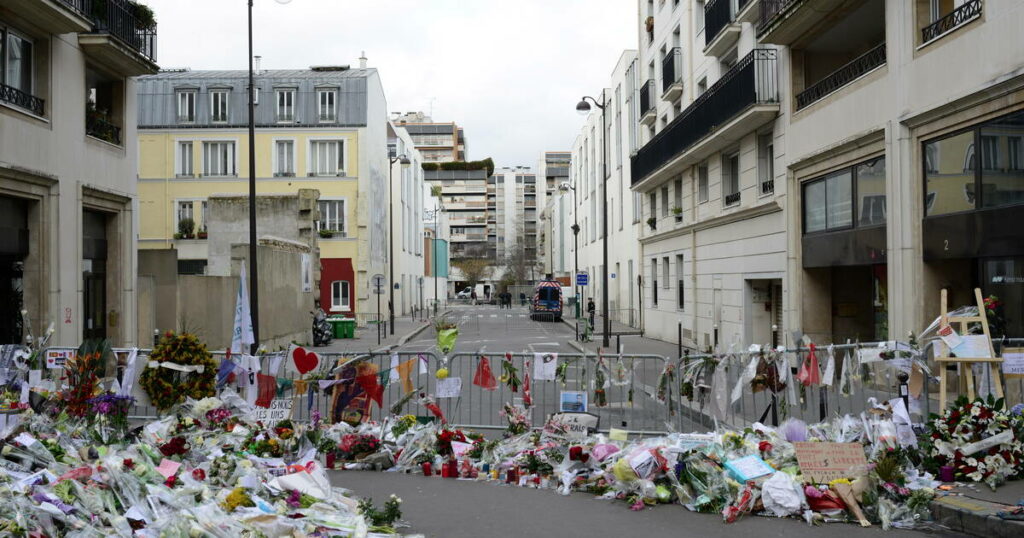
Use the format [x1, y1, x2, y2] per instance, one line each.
[0, 196, 28, 344]
[82, 210, 108, 341]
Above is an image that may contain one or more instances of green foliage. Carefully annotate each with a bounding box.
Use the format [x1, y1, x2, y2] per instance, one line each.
[178, 218, 195, 237]
[358, 495, 402, 529]
[421, 158, 495, 176]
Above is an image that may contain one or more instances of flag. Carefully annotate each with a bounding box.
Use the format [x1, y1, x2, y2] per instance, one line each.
[396, 358, 416, 393]
[389, 353, 400, 383]
[255, 373, 276, 408]
[796, 343, 821, 386]
[357, 373, 384, 408]
[217, 358, 237, 387]
[473, 356, 497, 391]
[231, 265, 255, 354]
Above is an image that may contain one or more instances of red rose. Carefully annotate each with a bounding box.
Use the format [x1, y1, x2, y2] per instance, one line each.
[192, 468, 206, 481]
[123, 458, 135, 470]
[759, 441, 773, 453]
[165, 475, 177, 487]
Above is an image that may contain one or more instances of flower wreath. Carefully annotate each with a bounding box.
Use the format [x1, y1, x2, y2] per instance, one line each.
[139, 331, 216, 410]
[925, 396, 1024, 485]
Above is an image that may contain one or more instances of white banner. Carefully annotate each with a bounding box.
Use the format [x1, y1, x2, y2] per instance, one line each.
[231, 265, 255, 354]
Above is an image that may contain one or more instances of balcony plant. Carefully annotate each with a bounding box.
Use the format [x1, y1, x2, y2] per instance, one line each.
[197, 230, 208, 240]
[646, 216, 657, 230]
[318, 229, 335, 239]
[178, 218, 195, 239]
[672, 206, 683, 222]
[130, 2, 157, 30]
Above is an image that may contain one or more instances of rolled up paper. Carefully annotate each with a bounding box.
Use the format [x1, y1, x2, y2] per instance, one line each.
[833, 481, 870, 527]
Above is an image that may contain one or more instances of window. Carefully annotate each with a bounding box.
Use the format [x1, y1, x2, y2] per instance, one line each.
[676, 254, 685, 309]
[201, 200, 208, 231]
[274, 140, 295, 176]
[331, 281, 350, 310]
[698, 162, 709, 203]
[176, 90, 195, 123]
[210, 90, 228, 123]
[317, 200, 346, 234]
[980, 135, 999, 171]
[723, 152, 740, 205]
[695, 0, 705, 33]
[3, 29, 33, 95]
[310, 140, 345, 176]
[633, 192, 642, 223]
[857, 158, 886, 227]
[673, 177, 683, 215]
[802, 158, 886, 233]
[275, 88, 295, 122]
[661, 185, 669, 216]
[177, 201, 194, 223]
[177, 141, 193, 177]
[202, 141, 236, 176]
[758, 133, 775, 195]
[649, 191, 657, 221]
[1009, 137, 1024, 171]
[696, 76, 707, 97]
[662, 257, 670, 289]
[651, 259, 658, 306]
[317, 89, 336, 122]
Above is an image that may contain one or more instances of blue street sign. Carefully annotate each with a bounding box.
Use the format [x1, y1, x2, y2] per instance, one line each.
[576, 273, 589, 286]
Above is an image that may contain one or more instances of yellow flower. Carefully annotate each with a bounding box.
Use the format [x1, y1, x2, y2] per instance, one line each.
[828, 478, 852, 488]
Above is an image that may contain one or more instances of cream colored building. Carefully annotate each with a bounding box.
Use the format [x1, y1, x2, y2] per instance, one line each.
[0, 0, 158, 346]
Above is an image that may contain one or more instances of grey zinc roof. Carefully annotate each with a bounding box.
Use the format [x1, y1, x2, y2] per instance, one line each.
[137, 68, 374, 128]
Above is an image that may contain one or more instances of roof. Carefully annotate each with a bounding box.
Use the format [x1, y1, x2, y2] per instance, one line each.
[140, 68, 375, 81]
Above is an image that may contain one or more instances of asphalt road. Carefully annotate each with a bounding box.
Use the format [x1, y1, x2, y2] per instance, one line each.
[332, 470, 968, 538]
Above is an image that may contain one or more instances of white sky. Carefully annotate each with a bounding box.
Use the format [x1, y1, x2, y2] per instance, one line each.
[145, 0, 638, 167]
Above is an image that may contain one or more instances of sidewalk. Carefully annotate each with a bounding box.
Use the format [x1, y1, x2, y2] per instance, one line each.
[314, 312, 438, 355]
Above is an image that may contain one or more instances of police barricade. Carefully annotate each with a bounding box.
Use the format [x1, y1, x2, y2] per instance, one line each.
[442, 352, 674, 435]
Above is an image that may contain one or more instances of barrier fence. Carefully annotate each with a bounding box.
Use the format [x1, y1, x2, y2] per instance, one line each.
[17, 336, 1024, 435]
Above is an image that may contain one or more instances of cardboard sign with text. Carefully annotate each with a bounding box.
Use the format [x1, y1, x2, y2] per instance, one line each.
[794, 442, 868, 483]
[248, 399, 293, 423]
[549, 412, 599, 439]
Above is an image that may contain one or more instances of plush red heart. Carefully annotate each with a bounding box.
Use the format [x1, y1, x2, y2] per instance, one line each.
[292, 346, 319, 375]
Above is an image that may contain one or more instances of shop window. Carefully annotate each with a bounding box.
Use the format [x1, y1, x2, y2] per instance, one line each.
[857, 158, 887, 227]
[803, 156, 886, 233]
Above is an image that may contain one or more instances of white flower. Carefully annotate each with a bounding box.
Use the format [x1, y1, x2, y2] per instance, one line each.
[971, 406, 982, 417]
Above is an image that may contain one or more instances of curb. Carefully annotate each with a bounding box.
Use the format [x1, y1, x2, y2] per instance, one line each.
[930, 495, 1024, 538]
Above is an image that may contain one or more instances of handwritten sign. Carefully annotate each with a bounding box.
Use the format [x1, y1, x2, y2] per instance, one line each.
[794, 442, 868, 483]
[1001, 349, 1024, 377]
[45, 350, 74, 370]
[248, 399, 293, 423]
[436, 377, 462, 399]
[549, 412, 599, 439]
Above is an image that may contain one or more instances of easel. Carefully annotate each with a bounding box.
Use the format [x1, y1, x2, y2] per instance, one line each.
[936, 288, 1003, 409]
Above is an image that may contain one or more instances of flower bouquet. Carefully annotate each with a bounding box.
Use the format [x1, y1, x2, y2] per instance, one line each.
[923, 395, 1024, 488]
[338, 433, 381, 461]
[434, 317, 459, 354]
[436, 427, 467, 458]
[501, 403, 530, 436]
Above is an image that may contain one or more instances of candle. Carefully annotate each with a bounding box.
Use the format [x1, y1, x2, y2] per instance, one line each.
[421, 462, 432, 476]
[939, 465, 955, 482]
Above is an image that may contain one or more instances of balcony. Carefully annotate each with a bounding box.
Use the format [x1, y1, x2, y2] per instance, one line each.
[3, 0, 94, 34]
[795, 42, 885, 110]
[631, 49, 779, 188]
[79, 0, 158, 76]
[724, 191, 742, 206]
[86, 112, 121, 145]
[704, 0, 742, 57]
[639, 79, 657, 126]
[1, 83, 45, 117]
[661, 47, 683, 102]
[921, 0, 982, 45]
[758, 0, 864, 45]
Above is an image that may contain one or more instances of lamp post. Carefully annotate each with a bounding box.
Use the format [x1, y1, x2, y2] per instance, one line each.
[247, 0, 292, 353]
[558, 181, 580, 319]
[576, 91, 610, 348]
[389, 153, 411, 335]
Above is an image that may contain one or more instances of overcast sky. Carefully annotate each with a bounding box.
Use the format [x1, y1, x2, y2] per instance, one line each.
[146, 0, 638, 167]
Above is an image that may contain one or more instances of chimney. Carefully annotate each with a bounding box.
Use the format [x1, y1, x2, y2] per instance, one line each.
[359, 51, 367, 69]
[254, 55, 262, 75]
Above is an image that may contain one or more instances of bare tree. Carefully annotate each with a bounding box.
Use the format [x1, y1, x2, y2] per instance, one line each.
[452, 258, 492, 289]
[499, 240, 535, 287]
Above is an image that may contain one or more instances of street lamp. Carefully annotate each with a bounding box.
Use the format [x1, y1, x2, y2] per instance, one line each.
[247, 0, 293, 353]
[389, 153, 411, 335]
[558, 181, 580, 320]
[575, 92, 610, 348]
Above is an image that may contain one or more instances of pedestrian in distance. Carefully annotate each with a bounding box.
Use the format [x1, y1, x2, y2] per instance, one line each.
[587, 298, 596, 330]
[520, 292, 527, 306]
[471, 290, 477, 305]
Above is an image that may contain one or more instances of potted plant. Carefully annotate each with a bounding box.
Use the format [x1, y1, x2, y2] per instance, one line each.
[197, 230, 208, 239]
[173, 232, 183, 240]
[318, 229, 335, 239]
[130, 2, 157, 30]
[178, 218, 195, 239]
[646, 216, 657, 230]
[672, 206, 683, 222]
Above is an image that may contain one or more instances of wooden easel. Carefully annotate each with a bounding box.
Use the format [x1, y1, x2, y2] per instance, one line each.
[936, 288, 1003, 409]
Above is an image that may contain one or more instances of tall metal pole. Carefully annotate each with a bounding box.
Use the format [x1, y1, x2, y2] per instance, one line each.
[388, 158, 395, 335]
[600, 90, 610, 349]
[247, 0, 260, 353]
[433, 208, 438, 315]
[572, 188, 579, 319]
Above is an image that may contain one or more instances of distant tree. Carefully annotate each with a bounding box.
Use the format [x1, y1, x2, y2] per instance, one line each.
[453, 258, 491, 289]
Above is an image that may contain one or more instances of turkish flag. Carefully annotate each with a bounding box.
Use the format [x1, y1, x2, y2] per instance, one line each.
[255, 373, 276, 408]
[356, 374, 384, 408]
[473, 356, 497, 391]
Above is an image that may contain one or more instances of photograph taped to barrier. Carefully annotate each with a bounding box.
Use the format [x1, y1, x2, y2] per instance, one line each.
[559, 390, 587, 412]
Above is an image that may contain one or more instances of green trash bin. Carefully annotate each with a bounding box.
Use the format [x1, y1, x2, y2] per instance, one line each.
[339, 318, 356, 339]
[326, 316, 346, 339]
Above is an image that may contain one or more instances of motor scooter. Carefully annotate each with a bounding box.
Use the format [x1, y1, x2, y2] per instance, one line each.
[312, 308, 332, 346]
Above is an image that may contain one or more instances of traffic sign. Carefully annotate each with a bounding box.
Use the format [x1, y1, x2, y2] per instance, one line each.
[371, 273, 386, 294]
[576, 273, 589, 286]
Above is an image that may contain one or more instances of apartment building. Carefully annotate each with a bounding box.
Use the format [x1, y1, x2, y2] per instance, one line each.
[387, 124, 427, 316]
[490, 167, 543, 283]
[760, 0, 1024, 342]
[391, 111, 466, 163]
[537, 151, 572, 283]
[423, 167, 490, 264]
[136, 65, 391, 321]
[0, 0, 158, 346]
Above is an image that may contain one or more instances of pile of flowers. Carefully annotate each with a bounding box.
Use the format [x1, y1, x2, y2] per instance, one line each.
[922, 395, 1024, 488]
[337, 433, 381, 461]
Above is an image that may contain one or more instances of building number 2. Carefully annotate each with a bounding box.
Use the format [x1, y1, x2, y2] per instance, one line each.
[944, 239, 949, 251]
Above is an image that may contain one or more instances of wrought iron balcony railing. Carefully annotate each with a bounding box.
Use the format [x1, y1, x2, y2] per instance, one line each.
[724, 191, 741, 206]
[661, 47, 682, 93]
[921, 0, 982, 43]
[758, 0, 798, 33]
[631, 49, 778, 185]
[1, 83, 45, 116]
[639, 79, 656, 117]
[705, 0, 734, 47]
[89, 0, 157, 63]
[760, 179, 775, 195]
[795, 42, 885, 110]
[57, 0, 92, 16]
[86, 113, 122, 145]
